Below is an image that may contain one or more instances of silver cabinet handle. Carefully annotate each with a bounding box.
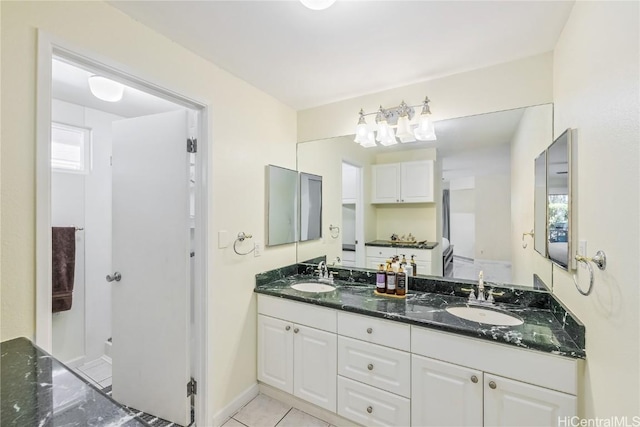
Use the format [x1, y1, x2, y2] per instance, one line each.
[489, 381, 497, 389]
[367, 364, 374, 371]
[285, 325, 291, 331]
[366, 327, 373, 334]
[471, 375, 478, 383]
[106, 272, 121, 282]
[293, 328, 299, 334]
[366, 406, 373, 414]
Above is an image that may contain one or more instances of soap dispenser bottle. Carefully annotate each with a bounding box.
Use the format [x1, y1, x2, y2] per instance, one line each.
[386, 262, 397, 294]
[396, 265, 407, 296]
[376, 264, 386, 294]
[410, 255, 417, 277]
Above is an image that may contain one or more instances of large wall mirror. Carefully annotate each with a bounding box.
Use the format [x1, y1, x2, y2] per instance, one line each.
[547, 129, 571, 269]
[534, 150, 548, 255]
[266, 165, 298, 246]
[296, 104, 555, 290]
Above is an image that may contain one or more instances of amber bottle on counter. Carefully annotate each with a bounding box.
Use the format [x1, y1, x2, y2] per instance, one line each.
[410, 255, 417, 276]
[376, 264, 386, 293]
[386, 262, 397, 294]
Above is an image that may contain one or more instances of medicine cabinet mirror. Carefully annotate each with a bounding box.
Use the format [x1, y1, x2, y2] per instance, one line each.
[299, 172, 322, 242]
[547, 129, 572, 269]
[266, 165, 298, 246]
[534, 150, 547, 255]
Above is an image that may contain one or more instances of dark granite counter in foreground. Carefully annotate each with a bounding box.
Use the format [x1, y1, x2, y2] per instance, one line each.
[255, 264, 585, 359]
[365, 240, 439, 250]
[1, 338, 149, 427]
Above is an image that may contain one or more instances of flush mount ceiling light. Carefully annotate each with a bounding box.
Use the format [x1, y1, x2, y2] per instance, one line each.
[354, 97, 436, 148]
[88, 75, 125, 102]
[300, 0, 337, 11]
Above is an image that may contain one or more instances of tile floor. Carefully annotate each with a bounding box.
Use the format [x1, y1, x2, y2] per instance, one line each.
[74, 356, 113, 389]
[223, 394, 335, 427]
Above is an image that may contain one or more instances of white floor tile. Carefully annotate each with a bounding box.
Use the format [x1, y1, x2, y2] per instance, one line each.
[276, 408, 329, 427]
[234, 394, 292, 427]
[81, 362, 112, 383]
[223, 418, 248, 427]
[98, 377, 112, 388]
[77, 358, 106, 371]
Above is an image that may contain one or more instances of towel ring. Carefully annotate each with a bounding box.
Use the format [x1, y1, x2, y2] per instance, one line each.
[233, 232, 255, 256]
[572, 250, 607, 296]
[522, 229, 534, 248]
[329, 224, 340, 239]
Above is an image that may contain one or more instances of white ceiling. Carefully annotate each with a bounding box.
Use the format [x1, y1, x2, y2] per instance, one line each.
[108, 0, 574, 110]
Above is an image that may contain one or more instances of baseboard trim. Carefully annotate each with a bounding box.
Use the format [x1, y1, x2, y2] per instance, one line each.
[212, 382, 259, 427]
[259, 383, 361, 427]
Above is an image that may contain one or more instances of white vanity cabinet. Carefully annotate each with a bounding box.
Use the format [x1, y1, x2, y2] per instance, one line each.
[257, 296, 337, 412]
[371, 160, 434, 204]
[366, 246, 435, 275]
[411, 327, 578, 427]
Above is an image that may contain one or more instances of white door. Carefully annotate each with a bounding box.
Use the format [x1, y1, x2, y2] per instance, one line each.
[401, 160, 434, 203]
[257, 315, 294, 393]
[484, 374, 577, 427]
[372, 163, 400, 203]
[293, 325, 337, 412]
[411, 355, 483, 427]
[111, 110, 191, 426]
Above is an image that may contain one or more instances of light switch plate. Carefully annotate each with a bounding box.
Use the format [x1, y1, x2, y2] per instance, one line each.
[218, 230, 228, 249]
[254, 241, 262, 257]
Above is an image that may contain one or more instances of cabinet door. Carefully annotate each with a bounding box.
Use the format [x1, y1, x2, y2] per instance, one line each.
[400, 160, 434, 203]
[257, 315, 293, 393]
[293, 325, 337, 412]
[412, 355, 483, 427]
[372, 164, 400, 203]
[484, 374, 577, 427]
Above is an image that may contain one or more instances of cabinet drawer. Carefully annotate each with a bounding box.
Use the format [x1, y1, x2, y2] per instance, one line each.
[258, 294, 337, 333]
[411, 326, 579, 395]
[407, 248, 433, 263]
[337, 376, 410, 427]
[365, 246, 397, 260]
[338, 336, 410, 397]
[338, 312, 410, 351]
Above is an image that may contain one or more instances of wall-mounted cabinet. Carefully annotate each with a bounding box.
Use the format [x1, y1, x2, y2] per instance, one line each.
[371, 160, 434, 204]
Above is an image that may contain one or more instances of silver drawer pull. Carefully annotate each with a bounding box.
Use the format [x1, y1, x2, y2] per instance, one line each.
[489, 381, 497, 389]
[366, 327, 373, 334]
[285, 325, 291, 331]
[106, 272, 121, 282]
[367, 364, 374, 371]
[293, 328, 299, 333]
[367, 406, 373, 414]
[470, 375, 478, 383]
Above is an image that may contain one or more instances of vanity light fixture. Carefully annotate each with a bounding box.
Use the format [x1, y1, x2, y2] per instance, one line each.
[88, 75, 125, 102]
[354, 97, 437, 147]
[300, 0, 336, 11]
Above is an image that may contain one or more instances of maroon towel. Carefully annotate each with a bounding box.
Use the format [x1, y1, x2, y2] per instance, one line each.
[52, 227, 76, 313]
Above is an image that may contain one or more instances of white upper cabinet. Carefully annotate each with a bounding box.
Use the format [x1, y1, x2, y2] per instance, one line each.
[371, 160, 434, 204]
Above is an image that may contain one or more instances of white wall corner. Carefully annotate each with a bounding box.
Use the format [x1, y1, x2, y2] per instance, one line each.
[212, 382, 259, 427]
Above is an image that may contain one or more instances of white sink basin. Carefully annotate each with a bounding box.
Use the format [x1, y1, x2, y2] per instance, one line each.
[446, 305, 524, 326]
[290, 282, 336, 293]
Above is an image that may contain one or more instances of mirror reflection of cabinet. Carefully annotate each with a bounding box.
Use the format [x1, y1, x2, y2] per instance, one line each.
[534, 151, 547, 255]
[267, 165, 299, 246]
[547, 130, 572, 269]
[371, 160, 434, 204]
[300, 172, 323, 242]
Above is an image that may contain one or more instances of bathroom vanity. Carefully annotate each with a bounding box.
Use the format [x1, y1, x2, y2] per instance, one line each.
[0, 338, 148, 426]
[365, 240, 438, 275]
[255, 264, 584, 427]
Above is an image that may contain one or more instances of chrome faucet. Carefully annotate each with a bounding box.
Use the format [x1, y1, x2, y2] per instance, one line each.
[461, 271, 504, 303]
[317, 261, 329, 279]
[477, 271, 485, 301]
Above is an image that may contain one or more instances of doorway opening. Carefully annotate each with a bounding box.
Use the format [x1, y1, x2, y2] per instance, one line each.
[341, 162, 365, 268]
[37, 36, 209, 427]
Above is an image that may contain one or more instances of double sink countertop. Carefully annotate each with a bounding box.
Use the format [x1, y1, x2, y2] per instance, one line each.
[255, 264, 585, 359]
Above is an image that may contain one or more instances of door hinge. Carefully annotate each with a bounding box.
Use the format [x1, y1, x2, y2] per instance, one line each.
[187, 138, 197, 153]
[187, 377, 197, 397]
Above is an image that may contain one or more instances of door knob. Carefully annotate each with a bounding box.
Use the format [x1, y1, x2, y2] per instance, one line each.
[106, 272, 121, 282]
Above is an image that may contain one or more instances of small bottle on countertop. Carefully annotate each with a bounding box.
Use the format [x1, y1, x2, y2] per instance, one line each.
[386, 262, 397, 294]
[376, 264, 386, 294]
[396, 265, 407, 296]
[410, 255, 417, 276]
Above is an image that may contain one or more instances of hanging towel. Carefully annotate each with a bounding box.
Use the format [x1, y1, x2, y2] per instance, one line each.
[52, 227, 76, 313]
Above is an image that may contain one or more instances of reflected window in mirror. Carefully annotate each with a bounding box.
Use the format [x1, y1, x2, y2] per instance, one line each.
[547, 129, 571, 269]
[266, 165, 298, 246]
[300, 172, 322, 241]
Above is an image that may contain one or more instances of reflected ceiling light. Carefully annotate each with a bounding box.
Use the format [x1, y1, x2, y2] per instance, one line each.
[353, 97, 436, 148]
[88, 75, 124, 102]
[300, 0, 336, 10]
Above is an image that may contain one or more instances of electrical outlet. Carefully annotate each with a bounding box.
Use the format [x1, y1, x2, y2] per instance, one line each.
[254, 241, 262, 257]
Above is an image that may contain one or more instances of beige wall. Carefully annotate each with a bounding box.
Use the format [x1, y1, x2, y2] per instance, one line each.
[0, 1, 297, 422]
[551, 1, 640, 418]
[474, 174, 511, 262]
[297, 52, 554, 142]
[510, 104, 554, 287]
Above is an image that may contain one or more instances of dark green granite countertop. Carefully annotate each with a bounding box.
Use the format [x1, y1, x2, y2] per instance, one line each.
[255, 266, 585, 359]
[365, 240, 439, 250]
